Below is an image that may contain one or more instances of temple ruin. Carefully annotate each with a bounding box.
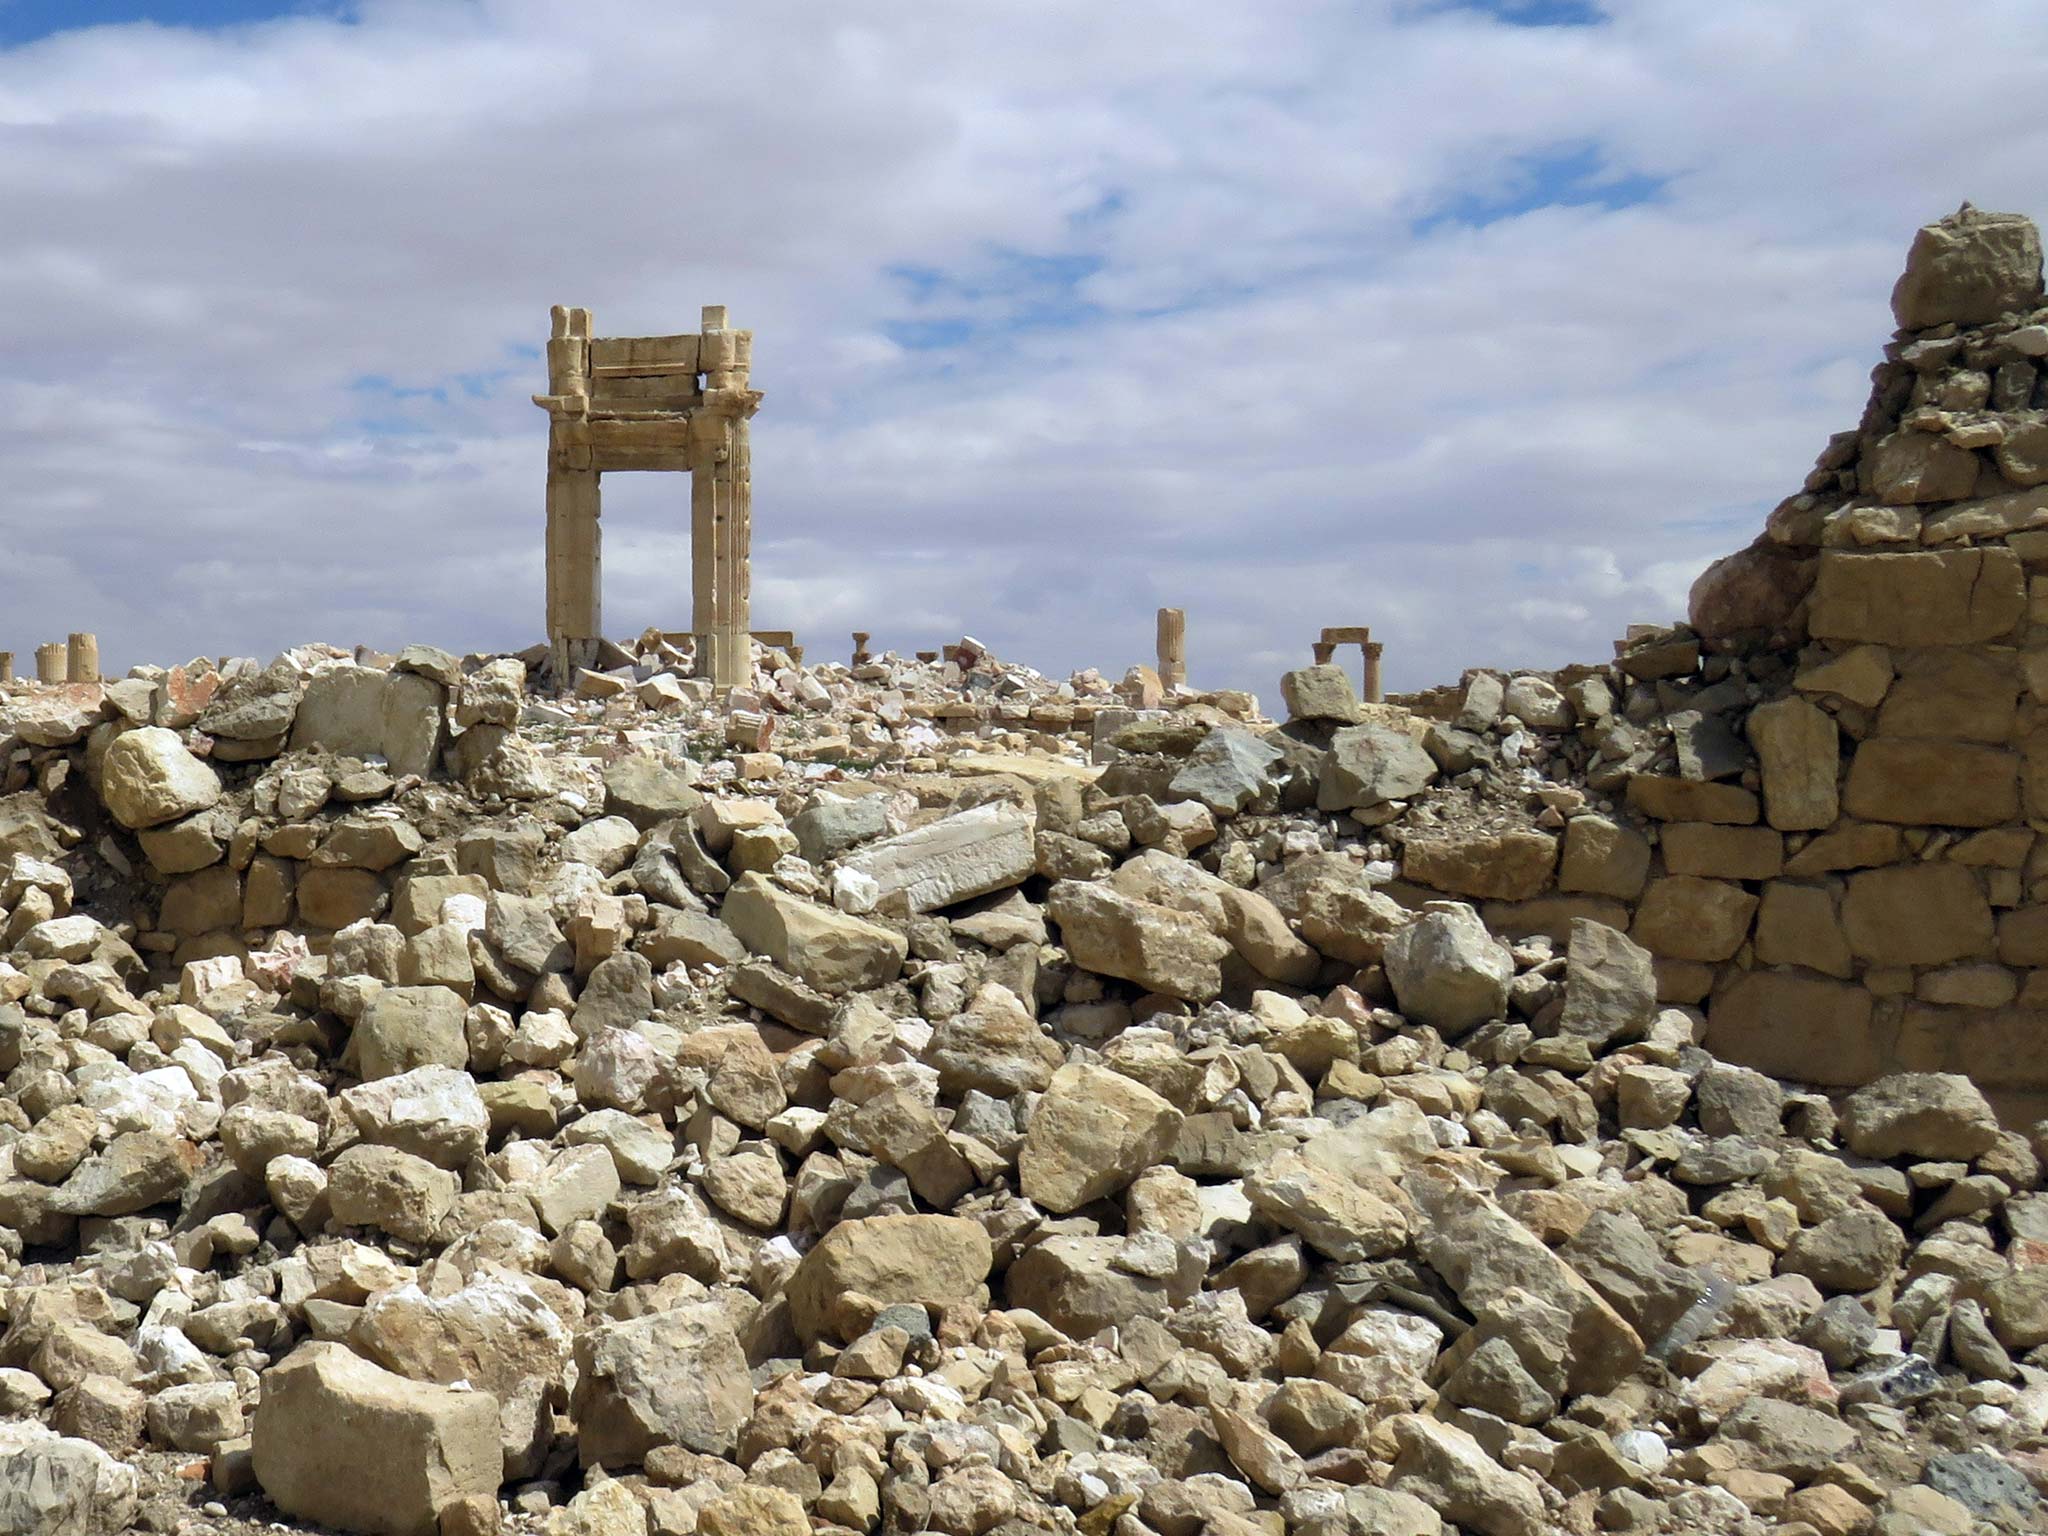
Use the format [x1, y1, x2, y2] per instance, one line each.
[533, 304, 761, 687]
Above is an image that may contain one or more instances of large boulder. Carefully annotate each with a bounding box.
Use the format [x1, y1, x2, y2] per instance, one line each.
[1317, 723, 1436, 813]
[252, 1342, 500, 1536]
[1019, 1064, 1183, 1213]
[1891, 206, 2044, 330]
[786, 1215, 993, 1343]
[0, 1422, 139, 1536]
[1047, 879, 1230, 1002]
[98, 728, 221, 830]
[1383, 904, 1512, 1036]
[1839, 1073, 1999, 1161]
[570, 1302, 752, 1468]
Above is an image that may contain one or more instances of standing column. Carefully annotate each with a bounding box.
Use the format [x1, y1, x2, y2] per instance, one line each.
[1311, 640, 1336, 666]
[35, 643, 66, 684]
[0, 652, 14, 684]
[1155, 608, 1186, 690]
[692, 305, 757, 689]
[542, 306, 600, 680]
[1363, 642, 1384, 704]
[67, 633, 99, 684]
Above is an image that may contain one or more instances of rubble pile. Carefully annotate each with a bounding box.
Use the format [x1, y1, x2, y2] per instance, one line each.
[2, 211, 2048, 1536]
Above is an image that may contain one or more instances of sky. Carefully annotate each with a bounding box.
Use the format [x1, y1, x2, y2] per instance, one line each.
[4, 2, 2048, 702]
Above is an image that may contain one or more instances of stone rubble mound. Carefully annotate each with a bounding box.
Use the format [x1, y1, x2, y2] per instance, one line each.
[2, 211, 2048, 1536]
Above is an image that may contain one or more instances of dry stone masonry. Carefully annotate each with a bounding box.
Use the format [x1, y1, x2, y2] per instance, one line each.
[2, 210, 2048, 1536]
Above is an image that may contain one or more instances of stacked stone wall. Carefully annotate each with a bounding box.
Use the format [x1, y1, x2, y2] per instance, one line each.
[1387, 207, 2048, 1102]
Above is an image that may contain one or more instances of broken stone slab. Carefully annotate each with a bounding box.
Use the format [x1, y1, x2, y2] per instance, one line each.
[834, 801, 1035, 914]
[1406, 1161, 1645, 1395]
[1556, 919, 1657, 1049]
[252, 1342, 500, 1536]
[1386, 1414, 1545, 1536]
[1166, 728, 1285, 816]
[718, 872, 907, 994]
[602, 754, 703, 831]
[0, 1421, 140, 1536]
[352, 1271, 572, 1479]
[1046, 879, 1230, 1002]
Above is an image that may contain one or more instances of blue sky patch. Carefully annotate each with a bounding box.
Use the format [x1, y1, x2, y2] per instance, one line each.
[0, 0, 348, 47]
[1438, 0, 1605, 25]
[883, 248, 1106, 352]
[1415, 143, 1667, 234]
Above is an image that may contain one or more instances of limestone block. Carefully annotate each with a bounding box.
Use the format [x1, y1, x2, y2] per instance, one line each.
[835, 802, 1035, 914]
[1842, 863, 1994, 965]
[1753, 882, 1853, 979]
[1808, 550, 2026, 646]
[718, 872, 906, 994]
[1280, 665, 1362, 724]
[1876, 651, 2018, 741]
[1794, 644, 1893, 709]
[785, 1215, 992, 1343]
[1317, 724, 1436, 812]
[1844, 740, 2018, 827]
[1558, 814, 1651, 898]
[379, 672, 447, 780]
[1625, 776, 1759, 825]
[296, 868, 384, 929]
[252, 1343, 499, 1536]
[160, 866, 242, 937]
[1705, 971, 1880, 1086]
[1399, 828, 1557, 901]
[1859, 431, 1980, 504]
[1746, 697, 1839, 832]
[1019, 1064, 1183, 1214]
[1659, 823, 1783, 881]
[1630, 877, 1757, 963]
[289, 666, 388, 757]
[1891, 207, 2044, 329]
[1782, 821, 1903, 876]
[1046, 878, 1230, 1001]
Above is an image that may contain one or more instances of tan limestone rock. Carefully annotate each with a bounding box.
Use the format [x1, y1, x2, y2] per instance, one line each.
[1625, 777, 1759, 825]
[99, 728, 222, 831]
[1399, 828, 1557, 901]
[1020, 1064, 1183, 1213]
[1746, 697, 1839, 832]
[1808, 549, 2026, 646]
[1844, 740, 2018, 827]
[1557, 815, 1651, 899]
[1753, 882, 1853, 979]
[785, 1215, 993, 1343]
[1660, 824, 1784, 881]
[252, 1343, 500, 1536]
[718, 872, 907, 994]
[1705, 971, 1881, 1086]
[1630, 877, 1757, 963]
[1842, 863, 1994, 965]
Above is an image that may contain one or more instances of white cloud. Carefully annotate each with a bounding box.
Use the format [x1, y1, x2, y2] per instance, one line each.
[3, 0, 2048, 701]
